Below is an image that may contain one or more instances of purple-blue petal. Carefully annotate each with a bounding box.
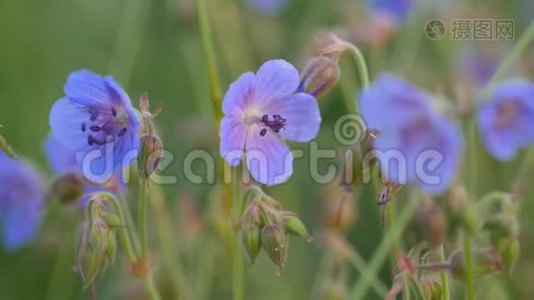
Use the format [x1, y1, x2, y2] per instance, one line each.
[220, 116, 246, 166]
[222, 72, 256, 116]
[265, 92, 321, 142]
[477, 81, 534, 160]
[0, 151, 44, 252]
[255, 59, 300, 105]
[44, 134, 78, 174]
[359, 74, 431, 132]
[245, 126, 293, 185]
[49, 97, 91, 150]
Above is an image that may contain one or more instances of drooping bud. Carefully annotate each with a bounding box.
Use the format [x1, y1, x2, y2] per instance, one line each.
[496, 236, 520, 274]
[47, 172, 85, 204]
[448, 248, 502, 280]
[241, 185, 264, 216]
[281, 211, 311, 241]
[138, 134, 163, 180]
[261, 224, 288, 274]
[447, 186, 479, 234]
[416, 200, 446, 247]
[322, 180, 356, 233]
[298, 56, 340, 97]
[77, 218, 111, 287]
[241, 224, 262, 264]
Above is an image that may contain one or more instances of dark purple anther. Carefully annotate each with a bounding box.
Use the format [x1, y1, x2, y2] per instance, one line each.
[259, 114, 287, 136]
[118, 127, 127, 137]
[260, 128, 267, 136]
[87, 135, 95, 146]
[111, 107, 117, 117]
[89, 125, 101, 132]
[81, 123, 86, 132]
[89, 110, 99, 122]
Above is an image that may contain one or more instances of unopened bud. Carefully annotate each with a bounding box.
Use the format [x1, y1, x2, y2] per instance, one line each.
[47, 172, 85, 204]
[241, 224, 261, 264]
[261, 224, 288, 274]
[102, 212, 122, 228]
[298, 56, 340, 97]
[241, 185, 264, 216]
[77, 218, 110, 287]
[416, 200, 446, 247]
[281, 211, 311, 241]
[448, 248, 502, 280]
[497, 237, 520, 274]
[138, 134, 163, 180]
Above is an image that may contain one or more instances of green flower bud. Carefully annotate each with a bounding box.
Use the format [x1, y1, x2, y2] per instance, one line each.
[261, 224, 288, 274]
[497, 237, 520, 274]
[241, 224, 261, 264]
[281, 211, 311, 241]
[47, 172, 85, 204]
[102, 212, 122, 228]
[449, 248, 502, 280]
[77, 218, 110, 287]
[138, 134, 163, 180]
[105, 229, 117, 266]
[298, 56, 340, 97]
[241, 186, 263, 216]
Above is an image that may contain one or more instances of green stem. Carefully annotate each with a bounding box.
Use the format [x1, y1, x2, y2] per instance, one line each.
[139, 181, 148, 265]
[232, 167, 244, 300]
[195, 0, 223, 120]
[348, 250, 389, 297]
[463, 235, 475, 300]
[410, 278, 426, 300]
[486, 21, 534, 89]
[117, 189, 140, 254]
[102, 192, 137, 262]
[347, 44, 370, 89]
[403, 278, 411, 300]
[439, 244, 450, 300]
[149, 185, 190, 299]
[144, 275, 161, 300]
[350, 194, 422, 299]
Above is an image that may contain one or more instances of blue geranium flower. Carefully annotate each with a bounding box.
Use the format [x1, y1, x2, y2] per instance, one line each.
[49, 70, 140, 183]
[0, 151, 44, 252]
[220, 59, 321, 185]
[359, 74, 462, 195]
[477, 81, 534, 160]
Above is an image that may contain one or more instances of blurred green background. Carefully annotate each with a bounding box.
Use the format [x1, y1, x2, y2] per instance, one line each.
[0, 0, 533, 299]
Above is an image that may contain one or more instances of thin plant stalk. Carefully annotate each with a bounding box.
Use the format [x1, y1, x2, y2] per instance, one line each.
[232, 167, 244, 300]
[350, 194, 422, 299]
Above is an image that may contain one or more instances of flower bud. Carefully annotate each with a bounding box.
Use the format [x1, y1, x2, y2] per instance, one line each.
[448, 248, 502, 280]
[322, 181, 355, 233]
[416, 200, 446, 247]
[261, 224, 288, 274]
[47, 172, 85, 204]
[497, 237, 520, 274]
[241, 224, 261, 264]
[77, 218, 111, 287]
[138, 134, 163, 180]
[298, 56, 340, 97]
[281, 211, 311, 241]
